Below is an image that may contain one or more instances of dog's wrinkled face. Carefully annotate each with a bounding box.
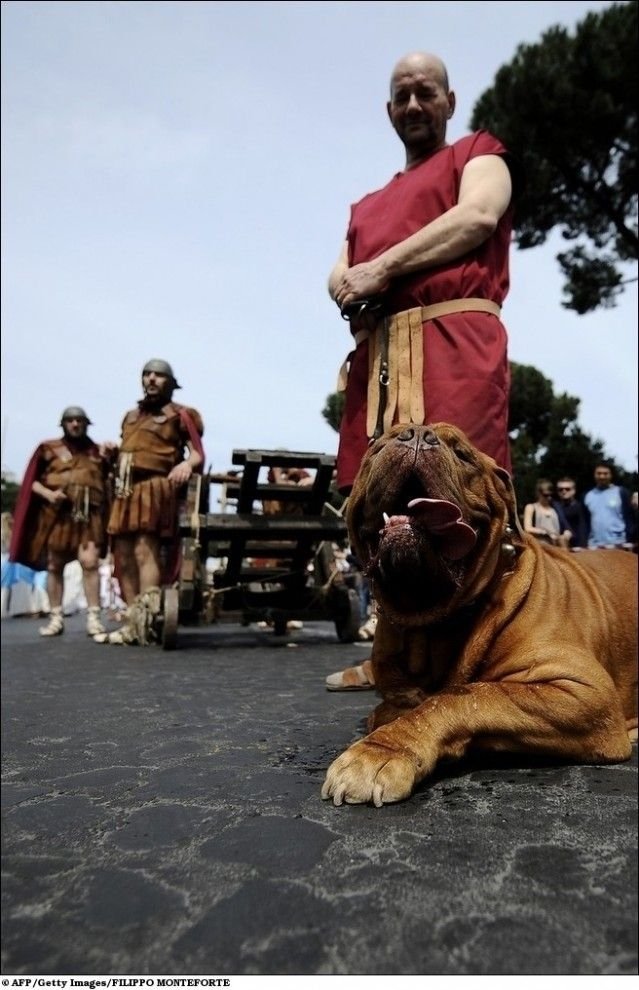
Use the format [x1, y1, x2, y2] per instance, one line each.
[347, 423, 521, 624]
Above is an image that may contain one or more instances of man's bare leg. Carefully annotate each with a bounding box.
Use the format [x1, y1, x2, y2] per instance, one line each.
[93, 533, 162, 645]
[40, 550, 66, 636]
[133, 533, 162, 593]
[91, 535, 139, 641]
[114, 536, 139, 605]
[79, 541, 105, 636]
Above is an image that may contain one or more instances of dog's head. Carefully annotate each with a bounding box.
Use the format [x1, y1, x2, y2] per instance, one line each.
[347, 423, 524, 626]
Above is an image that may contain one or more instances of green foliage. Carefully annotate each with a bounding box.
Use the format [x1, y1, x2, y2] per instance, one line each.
[1, 477, 20, 514]
[508, 362, 636, 506]
[508, 363, 555, 445]
[471, 1, 638, 312]
[322, 391, 345, 433]
[322, 361, 638, 508]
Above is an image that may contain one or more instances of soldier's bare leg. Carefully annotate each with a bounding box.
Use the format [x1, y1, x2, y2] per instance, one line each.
[79, 541, 104, 636]
[113, 535, 139, 605]
[78, 541, 101, 609]
[134, 533, 162, 594]
[40, 549, 66, 636]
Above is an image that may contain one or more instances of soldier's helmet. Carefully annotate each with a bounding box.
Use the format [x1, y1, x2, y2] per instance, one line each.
[60, 406, 92, 426]
[141, 359, 181, 389]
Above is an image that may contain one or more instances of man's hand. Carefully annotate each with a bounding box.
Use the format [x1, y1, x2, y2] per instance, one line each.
[99, 441, 119, 459]
[334, 260, 390, 311]
[168, 462, 193, 486]
[48, 489, 68, 506]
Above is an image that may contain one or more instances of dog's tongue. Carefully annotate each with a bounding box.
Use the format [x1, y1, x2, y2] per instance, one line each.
[406, 497, 477, 560]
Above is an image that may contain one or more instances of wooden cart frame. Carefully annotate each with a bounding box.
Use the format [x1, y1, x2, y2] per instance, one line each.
[159, 449, 362, 649]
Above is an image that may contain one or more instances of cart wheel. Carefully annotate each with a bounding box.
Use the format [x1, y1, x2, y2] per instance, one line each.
[273, 614, 289, 637]
[162, 587, 179, 651]
[334, 587, 362, 643]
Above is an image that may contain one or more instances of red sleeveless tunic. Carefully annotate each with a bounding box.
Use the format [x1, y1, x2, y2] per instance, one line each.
[337, 130, 514, 490]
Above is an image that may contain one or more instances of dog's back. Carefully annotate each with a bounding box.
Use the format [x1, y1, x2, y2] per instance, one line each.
[570, 548, 637, 729]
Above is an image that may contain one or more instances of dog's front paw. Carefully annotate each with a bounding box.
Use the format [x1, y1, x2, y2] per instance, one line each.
[321, 740, 417, 807]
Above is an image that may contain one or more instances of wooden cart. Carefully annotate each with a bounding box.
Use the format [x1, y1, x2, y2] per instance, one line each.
[159, 448, 362, 649]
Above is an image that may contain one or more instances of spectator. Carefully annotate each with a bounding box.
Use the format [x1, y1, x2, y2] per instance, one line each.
[553, 477, 588, 549]
[523, 480, 571, 549]
[345, 548, 372, 632]
[262, 465, 312, 517]
[583, 464, 636, 549]
[99, 554, 125, 620]
[1, 512, 49, 618]
[258, 465, 314, 630]
[1, 511, 12, 557]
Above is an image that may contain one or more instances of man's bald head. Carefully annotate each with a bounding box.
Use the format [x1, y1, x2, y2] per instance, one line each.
[387, 52, 455, 167]
[389, 52, 450, 97]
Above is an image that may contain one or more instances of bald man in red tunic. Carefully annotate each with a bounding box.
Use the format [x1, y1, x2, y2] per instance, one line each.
[327, 51, 519, 690]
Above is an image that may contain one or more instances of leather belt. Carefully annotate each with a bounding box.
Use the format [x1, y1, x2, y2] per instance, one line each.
[336, 298, 502, 439]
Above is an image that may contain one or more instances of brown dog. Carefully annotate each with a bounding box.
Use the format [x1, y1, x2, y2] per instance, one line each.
[322, 423, 638, 807]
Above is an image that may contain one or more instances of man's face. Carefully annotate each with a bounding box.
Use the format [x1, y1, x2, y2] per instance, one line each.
[142, 371, 173, 402]
[594, 467, 613, 489]
[556, 481, 575, 503]
[387, 61, 454, 158]
[62, 416, 87, 440]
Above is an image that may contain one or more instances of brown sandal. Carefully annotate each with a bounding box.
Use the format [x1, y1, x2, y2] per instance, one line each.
[325, 658, 375, 691]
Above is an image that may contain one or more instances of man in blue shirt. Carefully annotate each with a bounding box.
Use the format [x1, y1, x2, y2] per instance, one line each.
[583, 464, 636, 549]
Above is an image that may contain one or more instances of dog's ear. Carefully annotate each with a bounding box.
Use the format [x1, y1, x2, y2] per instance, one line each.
[494, 466, 525, 540]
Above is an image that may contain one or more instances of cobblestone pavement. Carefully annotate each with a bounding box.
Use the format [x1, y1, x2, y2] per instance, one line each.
[1, 613, 637, 976]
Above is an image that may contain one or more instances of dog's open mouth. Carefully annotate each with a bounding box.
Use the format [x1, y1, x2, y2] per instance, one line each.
[384, 498, 477, 560]
[367, 496, 477, 613]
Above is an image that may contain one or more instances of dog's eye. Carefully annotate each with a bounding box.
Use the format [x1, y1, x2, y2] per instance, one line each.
[453, 446, 475, 465]
[366, 439, 384, 457]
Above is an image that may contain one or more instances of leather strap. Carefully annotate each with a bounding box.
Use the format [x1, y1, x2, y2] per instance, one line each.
[335, 298, 502, 439]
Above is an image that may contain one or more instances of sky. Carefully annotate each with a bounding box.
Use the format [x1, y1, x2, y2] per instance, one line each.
[2, 0, 637, 486]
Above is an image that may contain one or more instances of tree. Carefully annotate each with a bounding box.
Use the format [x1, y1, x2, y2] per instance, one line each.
[1, 474, 20, 514]
[322, 391, 345, 434]
[509, 362, 636, 505]
[470, 0, 638, 313]
[508, 367, 596, 504]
